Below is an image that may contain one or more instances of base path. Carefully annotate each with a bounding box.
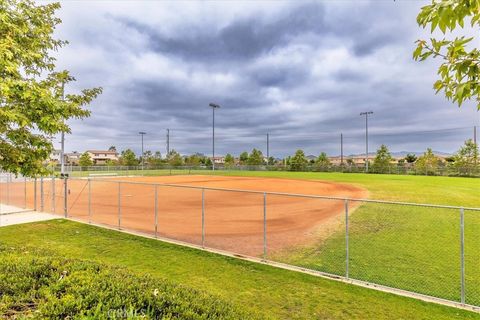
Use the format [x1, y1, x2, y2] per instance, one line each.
[21, 175, 368, 257]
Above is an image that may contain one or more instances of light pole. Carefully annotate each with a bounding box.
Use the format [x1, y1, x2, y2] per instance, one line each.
[209, 103, 220, 171]
[360, 111, 373, 173]
[139, 132, 146, 170]
[266, 133, 269, 165]
[166, 129, 170, 156]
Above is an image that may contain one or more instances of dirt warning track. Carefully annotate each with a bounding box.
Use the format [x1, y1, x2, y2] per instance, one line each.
[19, 175, 368, 257]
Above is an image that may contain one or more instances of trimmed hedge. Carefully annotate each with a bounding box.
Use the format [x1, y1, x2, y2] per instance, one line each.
[0, 246, 254, 319]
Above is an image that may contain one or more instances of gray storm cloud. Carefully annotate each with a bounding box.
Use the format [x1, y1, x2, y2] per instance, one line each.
[52, 0, 479, 158]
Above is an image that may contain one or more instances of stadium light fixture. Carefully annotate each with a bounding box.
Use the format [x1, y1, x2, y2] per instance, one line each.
[360, 111, 373, 173]
[139, 131, 146, 170]
[209, 103, 221, 171]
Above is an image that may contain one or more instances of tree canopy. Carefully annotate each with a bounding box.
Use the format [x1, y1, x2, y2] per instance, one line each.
[414, 0, 480, 109]
[120, 149, 137, 166]
[416, 148, 441, 174]
[453, 139, 478, 171]
[404, 153, 418, 163]
[372, 144, 394, 173]
[167, 150, 183, 167]
[224, 153, 235, 167]
[247, 149, 264, 165]
[239, 151, 249, 164]
[0, 0, 102, 176]
[289, 150, 308, 171]
[78, 152, 93, 167]
[315, 152, 330, 168]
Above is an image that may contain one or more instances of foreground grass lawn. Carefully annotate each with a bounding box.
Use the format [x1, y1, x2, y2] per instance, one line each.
[0, 220, 478, 319]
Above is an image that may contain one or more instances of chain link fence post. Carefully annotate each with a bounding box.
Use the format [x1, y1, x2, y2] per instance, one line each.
[460, 207, 465, 304]
[40, 177, 44, 212]
[6, 173, 10, 205]
[51, 176, 55, 213]
[154, 185, 158, 238]
[202, 188, 205, 248]
[63, 176, 68, 218]
[118, 182, 121, 229]
[263, 192, 267, 261]
[88, 178, 92, 223]
[345, 199, 349, 279]
[33, 178, 37, 211]
[23, 177, 27, 209]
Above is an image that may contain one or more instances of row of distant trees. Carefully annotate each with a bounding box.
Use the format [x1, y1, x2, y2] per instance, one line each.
[369, 140, 479, 174]
[77, 139, 479, 175]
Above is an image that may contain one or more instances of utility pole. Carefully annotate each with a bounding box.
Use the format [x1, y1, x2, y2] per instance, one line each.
[166, 129, 170, 157]
[266, 133, 269, 165]
[340, 133, 344, 165]
[360, 111, 373, 173]
[139, 132, 146, 170]
[209, 103, 221, 171]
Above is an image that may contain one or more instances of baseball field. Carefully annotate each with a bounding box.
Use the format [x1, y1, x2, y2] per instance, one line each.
[1, 170, 479, 317]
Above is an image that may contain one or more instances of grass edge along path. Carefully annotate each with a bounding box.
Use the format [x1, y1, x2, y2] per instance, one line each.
[0, 220, 478, 320]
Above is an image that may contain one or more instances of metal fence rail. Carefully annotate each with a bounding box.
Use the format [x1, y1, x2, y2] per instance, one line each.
[0, 173, 479, 308]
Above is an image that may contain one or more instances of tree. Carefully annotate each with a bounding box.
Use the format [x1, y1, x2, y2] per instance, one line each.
[315, 152, 331, 170]
[453, 139, 479, 173]
[0, 0, 102, 177]
[151, 151, 163, 166]
[141, 150, 153, 166]
[204, 157, 212, 167]
[416, 148, 440, 175]
[185, 154, 201, 166]
[224, 153, 235, 167]
[247, 149, 264, 165]
[372, 145, 394, 174]
[105, 159, 118, 167]
[414, 1, 480, 110]
[167, 150, 183, 167]
[289, 150, 308, 171]
[267, 156, 275, 166]
[404, 153, 417, 163]
[108, 146, 117, 152]
[120, 149, 138, 166]
[79, 152, 93, 167]
[239, 151, 249, 164]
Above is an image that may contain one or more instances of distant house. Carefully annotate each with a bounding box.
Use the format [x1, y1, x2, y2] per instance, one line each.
[329, 156, 369, 165]
[49, 149, 62, 164]
[86, 150, 119, 165]
[210, 156, 225, 164]
[66, 152, 81, 165]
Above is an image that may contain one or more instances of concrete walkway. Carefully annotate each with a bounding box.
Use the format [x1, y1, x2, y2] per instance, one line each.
[0, 205, 57, 227]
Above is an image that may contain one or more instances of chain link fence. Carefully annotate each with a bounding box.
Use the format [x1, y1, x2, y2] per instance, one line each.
[52, 164, 480, 178]
[0, 173, 478, 308]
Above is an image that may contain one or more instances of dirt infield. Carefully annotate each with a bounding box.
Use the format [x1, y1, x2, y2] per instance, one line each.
[9, 175, 368, 257]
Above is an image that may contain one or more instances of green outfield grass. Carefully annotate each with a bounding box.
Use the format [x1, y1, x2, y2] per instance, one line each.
[68, 168, 479, 205]
[203, 171, 480, 306]
[0, 220, 478, 319]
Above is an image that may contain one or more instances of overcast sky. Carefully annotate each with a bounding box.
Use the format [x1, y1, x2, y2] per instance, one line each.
[51, 0, 480, 157]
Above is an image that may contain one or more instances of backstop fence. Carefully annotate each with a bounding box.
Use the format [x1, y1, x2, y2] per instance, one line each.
[0, 173, 478, 309]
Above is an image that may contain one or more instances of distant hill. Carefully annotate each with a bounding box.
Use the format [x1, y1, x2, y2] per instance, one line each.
[342, 151, 453, 158]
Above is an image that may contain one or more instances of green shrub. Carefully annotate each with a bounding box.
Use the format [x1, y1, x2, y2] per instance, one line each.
[0, 246, 254, 319]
